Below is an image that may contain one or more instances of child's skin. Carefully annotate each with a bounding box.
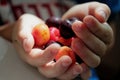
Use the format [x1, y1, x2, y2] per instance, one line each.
[0, 2, 114, 80]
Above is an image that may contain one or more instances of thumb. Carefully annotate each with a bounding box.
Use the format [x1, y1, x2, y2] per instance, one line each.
[22, 34, 34, 52]
[88, 2, 111, 23]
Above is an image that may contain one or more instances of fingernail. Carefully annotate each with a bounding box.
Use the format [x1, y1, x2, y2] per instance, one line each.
[23, 38, 31, 52]
[72, 21, 83, 32]
[73, 70, 80, 75]
[96, 8, 106, 20]
[62, 61, 71, 67]
[84, 17, 93, 27]
[62, 62, 69, 67]
[62, 56, 72, 67]
[73, 66, 82, 75]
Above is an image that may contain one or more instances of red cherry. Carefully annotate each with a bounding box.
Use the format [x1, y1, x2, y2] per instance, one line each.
[57, 37, 73, 46]
[32, 23, 50, 47]
[49, 27, 60, 41]
[55, 46, 76, 65]
[45, 16, 61, 28]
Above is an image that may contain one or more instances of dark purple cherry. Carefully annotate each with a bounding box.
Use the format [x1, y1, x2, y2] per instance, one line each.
[59, 17, 79, 39]
[45, 16, 62, 28]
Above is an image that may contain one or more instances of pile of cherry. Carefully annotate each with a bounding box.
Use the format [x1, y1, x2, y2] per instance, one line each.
[32, 16, 82, 64]
[46, 17, 76, 39]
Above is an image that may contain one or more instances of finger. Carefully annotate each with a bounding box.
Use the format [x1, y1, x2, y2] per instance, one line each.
[83, 15, 114, 46]
[71, 38, 100, 68]
[27, 43, 61, 66]
[22, 34, 34, 52]
[57, 63, 83, 80]
[75, 63, 91, 80]
[13, 42, 60, 67]
[38, 56, 72, 78]
[72, 21, 106, 57]
[62, 3, 89, 20]
[88, 2, 111, 22]
[80, 69, 92, 80]
[81, 64, 91, 80]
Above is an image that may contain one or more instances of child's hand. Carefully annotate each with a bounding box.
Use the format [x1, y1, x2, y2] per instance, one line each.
[12, 14, 90, 80]
[62, 2, 114, 79]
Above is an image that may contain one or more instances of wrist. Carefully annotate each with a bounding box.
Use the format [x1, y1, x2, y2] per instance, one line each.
[0, 23, 14, 42]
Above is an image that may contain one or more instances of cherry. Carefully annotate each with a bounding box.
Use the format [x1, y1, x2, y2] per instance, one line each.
[55, 46, 76, 65]
[59, 17, 79, 39]
[32, 23, 50, 47]
[45, 16, 62, 28]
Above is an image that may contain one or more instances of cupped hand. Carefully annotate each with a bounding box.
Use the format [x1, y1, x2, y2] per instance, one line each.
[62, 1, 114, 79]
[12, 14, 88, 80]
